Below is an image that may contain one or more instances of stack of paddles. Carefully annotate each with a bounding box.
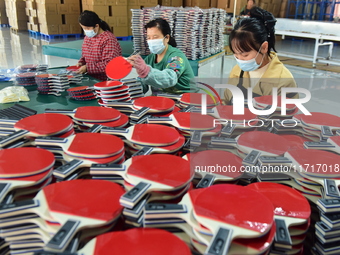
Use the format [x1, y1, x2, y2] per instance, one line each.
[121, 78, 144, 99]
[144, 184, 276, 255]
[45, 106, 128, 133]
[158, 92, 220, 109]
[257, 148, 340, 203]
[95, 80, 131, 105]
[0, 104, 37, 137]
[101, 96, 176, 125]
[35, 74, 70, 96]
[273, 112, 340, 142]
[66, 86, 97, 101]
[0, 179, 125, 254]
[247, 182, 311, 255]
[99, 122, 184, 157]
[0, 113, 75, 149]
[15, 72, 37, 86]
[314, 198, 340, 254]
[17, 64, 48, 73]
[90, 153, 193, 227]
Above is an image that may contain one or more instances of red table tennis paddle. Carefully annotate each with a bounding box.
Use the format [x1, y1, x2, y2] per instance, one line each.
[247, 182, 311, 250]
[75, 228, 191, 255]
[0, 113, 73, 147]
[158, 92, 219, 107]
[192, 184, 274, 255]
[105, 56, 132, 80]
[45, 106, 121, 123]
[34, 132, 124, 158]
[147, 112, 217, 131]
[100, 123, 180, 147]
[90, 154, 193, 209]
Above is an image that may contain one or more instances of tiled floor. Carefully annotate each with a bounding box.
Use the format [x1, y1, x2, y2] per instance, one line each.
[0, 27, 339, 115]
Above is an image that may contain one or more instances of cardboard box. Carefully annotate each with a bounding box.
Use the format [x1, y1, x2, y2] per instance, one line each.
[58, 4, 69, 14]
[210, 0, 217, 7]
[161, 0, 171, 6]
[69, 3, 81, 14]
[38, 14, 62, 25]
[87, 5, 109, 17]
[29, 16, 38, 24]
[110, 5, 128, 17]
[25, 8, 30, 16]
[26, 0, 37, 9]
[30, 9, 38, 17]
[70, 24, 82, 33]
[86, 0, 106, 5]
[128, 0, 138, 5]
[40, 23, 59, 34]
[37, 3, 58, 14]
[112, 26, 128, 37]
[64, 14, 79, 24]
[217, 0, 245, 14]
[59, 24, 72, 34]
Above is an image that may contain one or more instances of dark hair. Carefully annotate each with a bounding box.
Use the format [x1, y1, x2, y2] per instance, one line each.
[145, 18, 177, 47]
[229, 7, 276, 55]
[79, 10, 111, 32]
[248, 0, 255, 4]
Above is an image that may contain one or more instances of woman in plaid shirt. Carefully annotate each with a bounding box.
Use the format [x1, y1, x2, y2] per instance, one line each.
[76, 11, 122, 81]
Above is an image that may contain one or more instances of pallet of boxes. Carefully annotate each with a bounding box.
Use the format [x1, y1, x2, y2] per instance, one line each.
[25, 0, 82, 40]
[5, 0, 27, 32]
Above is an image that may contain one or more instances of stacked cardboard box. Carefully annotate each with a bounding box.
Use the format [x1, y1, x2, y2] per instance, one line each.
[5, 0, 28, 31]
[0, 0, 9, 25]
[184, 0, 218, 8]
[82, 0, 155, 37]
[160, 0, 183, 7]
[217, 0, 246, 14]
[35, 0, 81, 35]
[257, 0, 281, 17]
[25, 0, 39, 32]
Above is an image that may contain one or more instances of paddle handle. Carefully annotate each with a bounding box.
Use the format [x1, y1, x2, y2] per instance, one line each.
[120, 182, 151, 209]
[206, 227, 232, 255]
[0, 199, 39, 214]
[221, 124, 236, 136]
[157, 93, 180, 100]
[196, 174, 215, 188]
[304, 141, 334, 149]
[104, 101, 133, 107]
[146, 116, 172, 123]
[324, 179, 340, 198]
[90, 163, 125, 171]
[130, 107, 150, 120]
[0, 129, 29, 147]
[53, 159, 84, 179]
[45, 109, 74, 114]
[242, 150, 261, 167]
[46, 219, 80, 252]
[145, 203, 186, 214]
[258, 155, 292, 165]
[274, 218, 292, 248]
[35, 136, 67, 146]
[210, 136, 236, 146]
[100, 126, 128, 135]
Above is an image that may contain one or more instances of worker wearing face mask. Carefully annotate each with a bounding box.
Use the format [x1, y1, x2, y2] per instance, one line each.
[224, 7, 298, 105]
[76, 10, 122, 81]
[127, 18, 198, 94]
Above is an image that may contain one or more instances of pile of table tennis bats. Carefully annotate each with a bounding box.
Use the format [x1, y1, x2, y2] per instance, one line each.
[0, 92, 340, 254]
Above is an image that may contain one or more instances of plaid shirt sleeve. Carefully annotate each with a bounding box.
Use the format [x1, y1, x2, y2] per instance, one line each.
[79, 31, 122, 80]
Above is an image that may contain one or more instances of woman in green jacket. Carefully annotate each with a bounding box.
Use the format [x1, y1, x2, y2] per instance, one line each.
[127, 18, 197, 94]
[224, 7, 298, 105]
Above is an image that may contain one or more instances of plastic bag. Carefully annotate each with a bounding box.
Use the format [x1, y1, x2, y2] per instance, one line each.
[0, 86, 30, 103]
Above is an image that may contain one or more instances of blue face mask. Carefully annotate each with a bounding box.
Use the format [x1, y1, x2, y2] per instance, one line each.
[147, 37, 166, 54]
[84, 29, 97, 38]
[234, 47, 265, 72]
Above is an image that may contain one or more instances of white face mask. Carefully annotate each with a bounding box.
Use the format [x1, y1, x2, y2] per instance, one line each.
[234, 46, 265, 72]
[84, 29, 97, 38]
[147, 37, 166, 54]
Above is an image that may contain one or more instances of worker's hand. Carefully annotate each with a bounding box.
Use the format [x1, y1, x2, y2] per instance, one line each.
[77, 65, 87, 74]
[127, 55, 150, 78]
[76, 62, 83, 67]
